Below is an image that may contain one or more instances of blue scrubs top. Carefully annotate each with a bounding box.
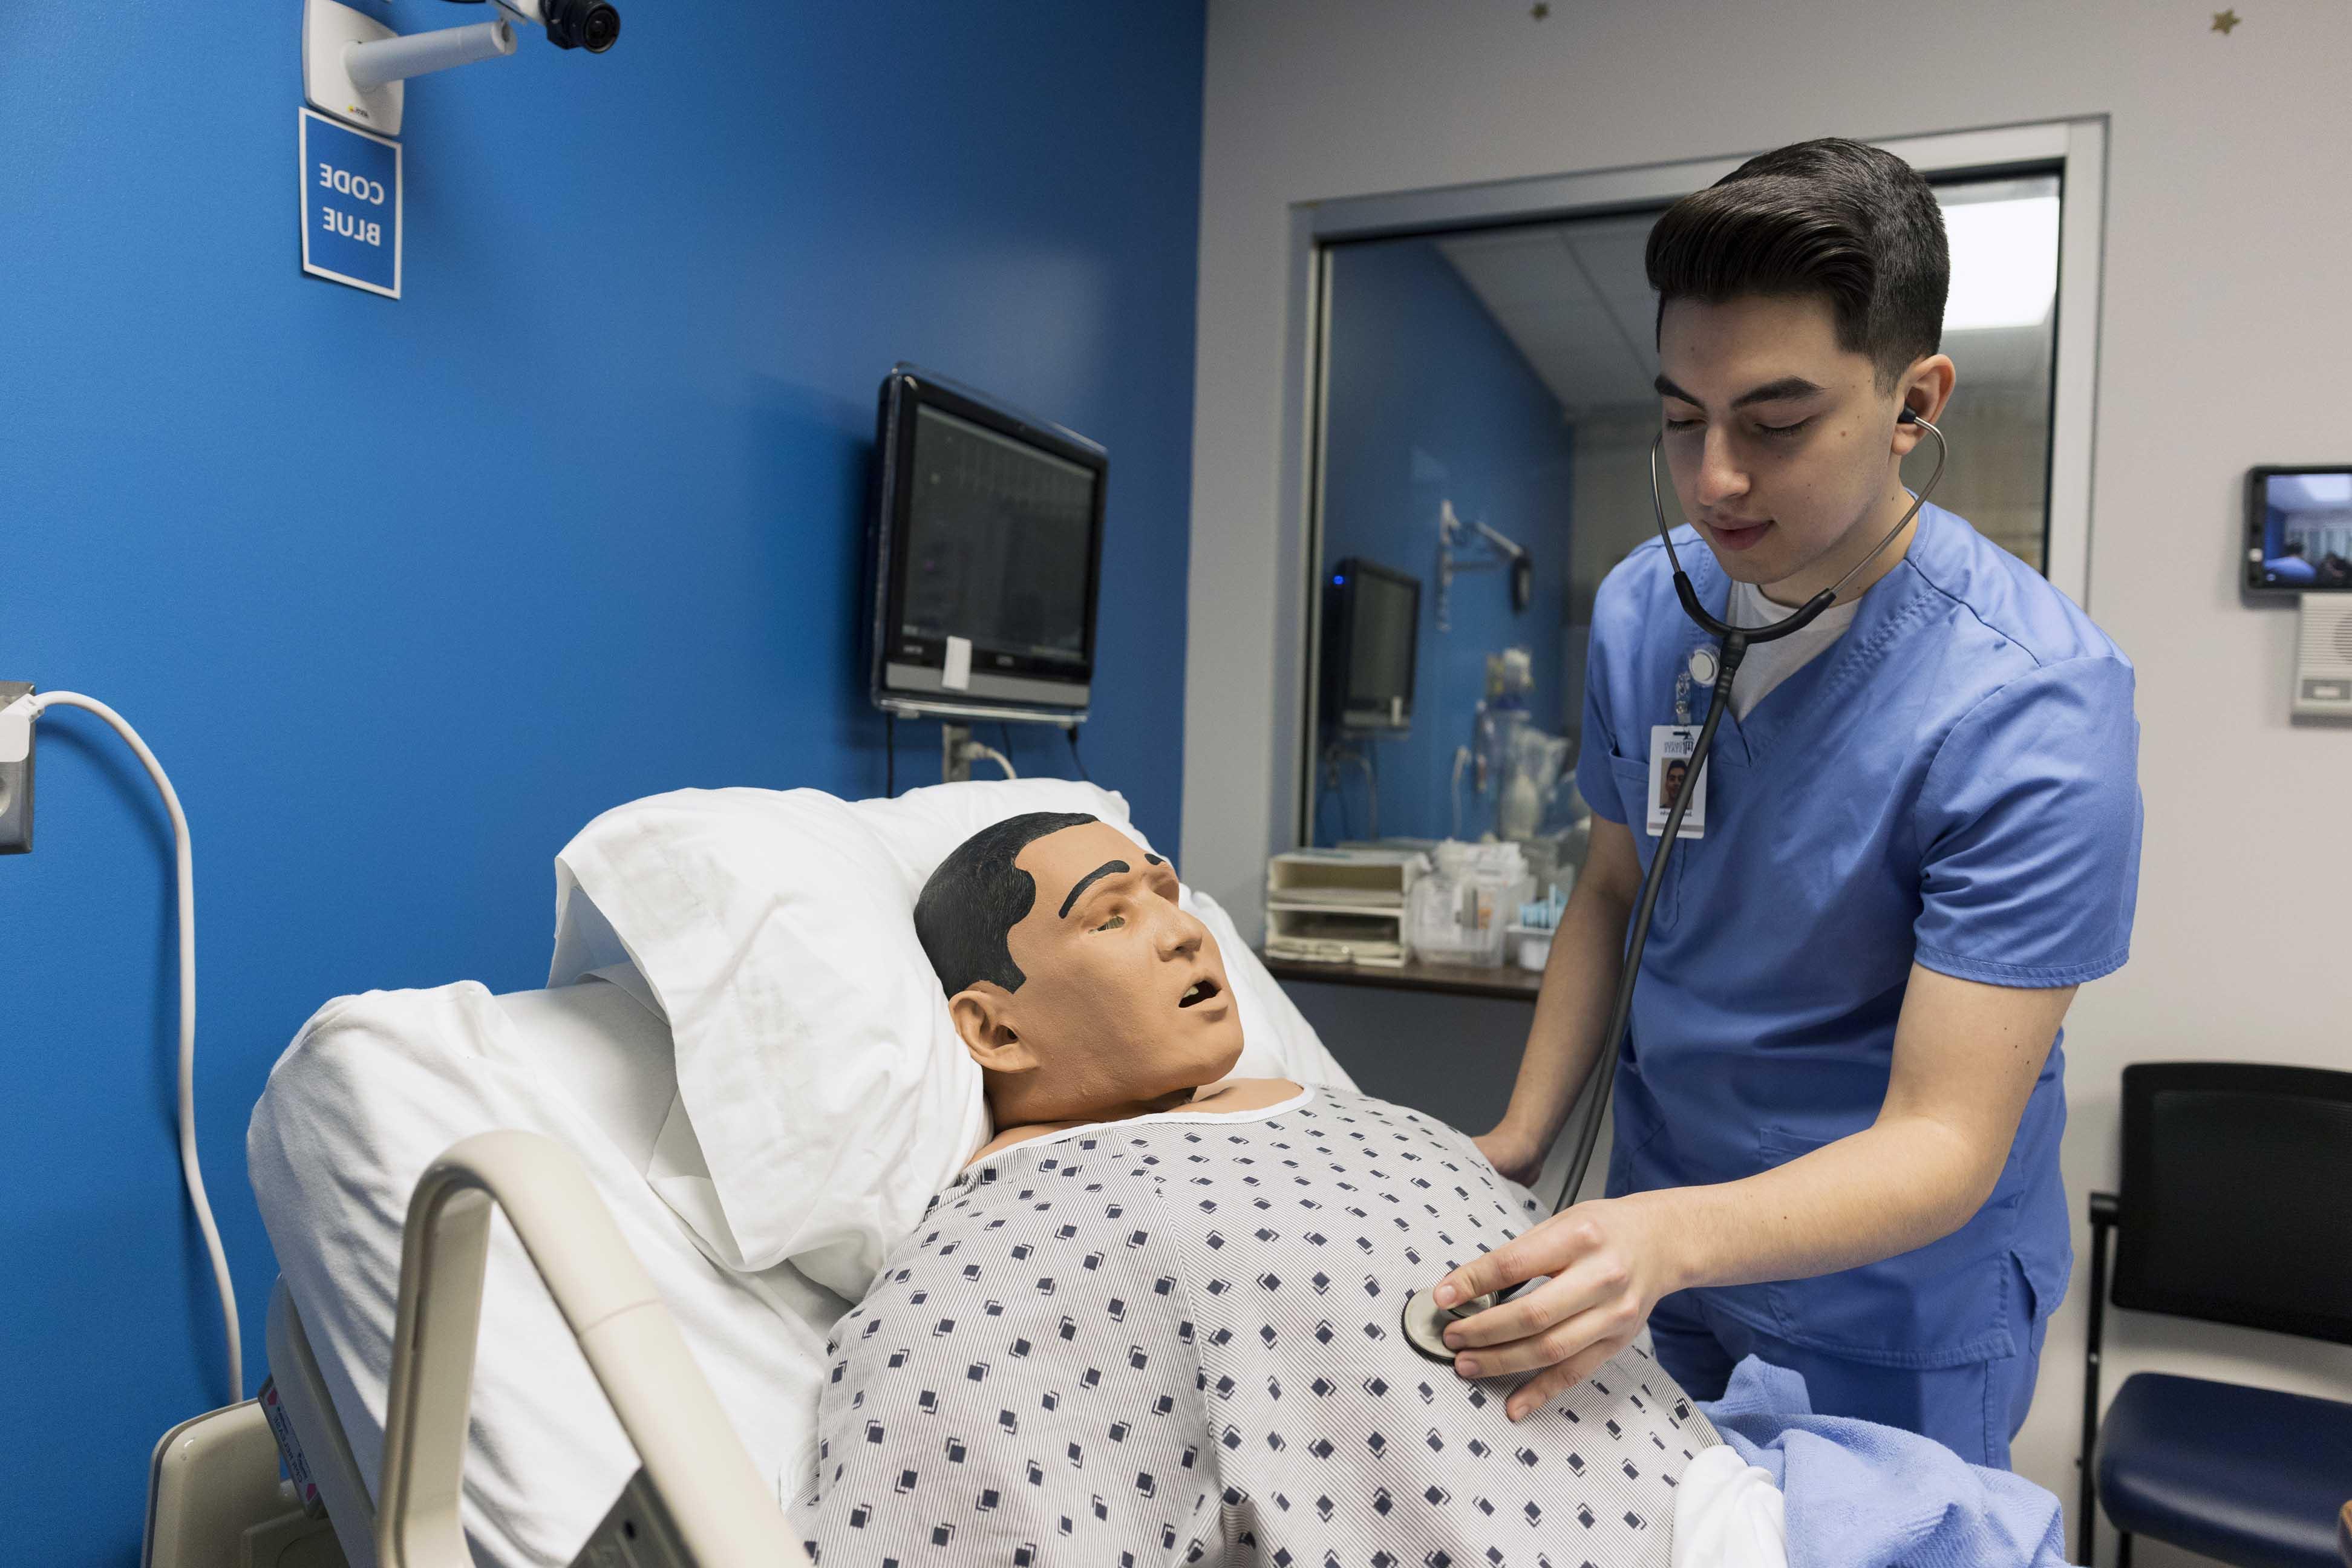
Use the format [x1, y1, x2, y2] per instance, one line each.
[1576, 503, 2142, 1370]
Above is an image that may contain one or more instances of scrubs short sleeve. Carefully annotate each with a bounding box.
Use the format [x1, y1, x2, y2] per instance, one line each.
[1912, 656, 2142, 987]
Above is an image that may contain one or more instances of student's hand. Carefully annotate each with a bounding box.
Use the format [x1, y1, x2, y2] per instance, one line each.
[1471, 1122, 1547, 1188]
[1428, 1191, 1684, 1422]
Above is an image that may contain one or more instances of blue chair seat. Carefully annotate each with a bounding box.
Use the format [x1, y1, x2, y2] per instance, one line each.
[2098, 1372, 2352, 1568]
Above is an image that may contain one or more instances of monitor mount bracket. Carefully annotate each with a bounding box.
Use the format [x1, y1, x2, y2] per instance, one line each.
[1437, 500, 1532, 632]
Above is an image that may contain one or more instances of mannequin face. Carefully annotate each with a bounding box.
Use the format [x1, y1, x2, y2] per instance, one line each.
[947, 821, 1243, 1126]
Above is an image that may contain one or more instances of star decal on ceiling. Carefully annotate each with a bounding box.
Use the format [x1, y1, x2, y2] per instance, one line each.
[2211, 8, 2241, 34]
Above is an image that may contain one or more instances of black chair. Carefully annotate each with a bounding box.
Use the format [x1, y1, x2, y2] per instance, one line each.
[2079, 1062, 2352, 1567]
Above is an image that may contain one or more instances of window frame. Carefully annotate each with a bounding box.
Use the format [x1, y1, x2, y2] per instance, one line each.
[1275, 119, 2109, 848]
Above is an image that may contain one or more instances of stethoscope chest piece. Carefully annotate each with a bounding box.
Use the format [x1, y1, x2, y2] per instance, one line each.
[1401, 1288, 1497, 1364]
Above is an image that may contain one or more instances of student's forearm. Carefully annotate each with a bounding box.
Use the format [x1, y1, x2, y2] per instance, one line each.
[1494, 877, 1631, 1151]
[1649, 1114, 1996, 1292]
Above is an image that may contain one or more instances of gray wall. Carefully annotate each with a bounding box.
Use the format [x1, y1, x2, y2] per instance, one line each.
[1276, 981, 1609, 1211]
[1184, 4, 2352, 1561]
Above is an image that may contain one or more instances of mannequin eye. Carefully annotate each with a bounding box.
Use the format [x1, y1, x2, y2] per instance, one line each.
[1094, 914, 1126, 933]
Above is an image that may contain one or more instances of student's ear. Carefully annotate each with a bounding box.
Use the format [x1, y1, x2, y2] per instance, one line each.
[949, 985, 1035, 1076]
[1893, 354, 1957, 455]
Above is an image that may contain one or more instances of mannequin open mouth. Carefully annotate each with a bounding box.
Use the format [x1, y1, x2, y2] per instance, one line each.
[1178, 978, 1223, 1008]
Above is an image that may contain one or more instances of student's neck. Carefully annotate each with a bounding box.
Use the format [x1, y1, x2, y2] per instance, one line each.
[1760, 477, 1919, 608]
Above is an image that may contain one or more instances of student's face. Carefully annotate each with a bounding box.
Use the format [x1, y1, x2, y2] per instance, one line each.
[950, 821, 1244, 1122]
[1656, 293, 1949, 591]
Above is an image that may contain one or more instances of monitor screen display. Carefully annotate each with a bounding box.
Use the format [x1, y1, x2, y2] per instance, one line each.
[1346, 570, 1417, 711]
[901, 405, 1099, 663]
[2249, 468, 2352, 592]
[869, 367, 1107, 720]
[1324, 559, 1419, 730]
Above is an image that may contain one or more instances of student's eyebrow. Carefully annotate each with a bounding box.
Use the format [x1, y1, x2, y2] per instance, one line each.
[1059, 860, 1132, 920]
[1654, 373, 1828, 409]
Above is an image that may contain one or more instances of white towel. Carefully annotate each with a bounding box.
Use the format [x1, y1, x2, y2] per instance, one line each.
[1675, 1443, 1789, 1568]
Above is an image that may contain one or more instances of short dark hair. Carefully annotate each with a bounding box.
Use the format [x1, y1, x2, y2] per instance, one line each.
[913, 812, 1099, 996]
[1645, 137, 1948, 388]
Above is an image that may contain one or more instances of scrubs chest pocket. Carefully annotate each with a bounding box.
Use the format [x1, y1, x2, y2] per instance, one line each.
[1607, 751, 1681, 933]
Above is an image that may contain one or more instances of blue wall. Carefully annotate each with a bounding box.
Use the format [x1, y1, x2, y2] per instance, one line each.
[0, 4, 1203, 1558]
[1315, 236, 1574, 844]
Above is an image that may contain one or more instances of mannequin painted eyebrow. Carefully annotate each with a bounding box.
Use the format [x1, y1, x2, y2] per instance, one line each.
[1059, 860, 1131, 919]
[1057, 852, 1173, 919]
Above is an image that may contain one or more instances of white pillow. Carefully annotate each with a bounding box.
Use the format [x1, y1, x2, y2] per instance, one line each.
[550, 780, 1350, 1300]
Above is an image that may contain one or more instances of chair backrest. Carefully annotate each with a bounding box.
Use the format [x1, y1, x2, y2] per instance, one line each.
[2114, 1061, 2352, 1344]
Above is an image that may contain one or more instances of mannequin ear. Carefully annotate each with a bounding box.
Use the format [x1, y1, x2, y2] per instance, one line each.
[949, 985, 1034, 1076]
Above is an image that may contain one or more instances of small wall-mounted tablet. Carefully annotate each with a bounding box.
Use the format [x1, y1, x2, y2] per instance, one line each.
[2244, 466, 2352, 594]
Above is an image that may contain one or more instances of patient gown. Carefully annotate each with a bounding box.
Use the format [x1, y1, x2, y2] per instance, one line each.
[797, 1086, 1717, 1566]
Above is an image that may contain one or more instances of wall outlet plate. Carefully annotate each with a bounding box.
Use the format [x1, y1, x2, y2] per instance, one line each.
[304, 0, 405, 137]
[0, 681, 33, 855]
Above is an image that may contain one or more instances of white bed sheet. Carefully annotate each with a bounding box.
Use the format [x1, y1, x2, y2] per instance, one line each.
[247, 976, 848, 1568]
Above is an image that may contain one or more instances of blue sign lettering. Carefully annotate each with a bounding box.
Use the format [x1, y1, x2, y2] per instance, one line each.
[299, 108, 401, 298]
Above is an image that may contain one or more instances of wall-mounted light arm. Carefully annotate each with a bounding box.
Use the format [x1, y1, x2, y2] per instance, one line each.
[304, 0, 518, 137]
[345, 18, 517, 93]
[1437, 500, 1537, 628]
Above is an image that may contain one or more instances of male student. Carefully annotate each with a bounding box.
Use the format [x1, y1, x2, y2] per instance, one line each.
[1437, 139, 2142, 1469]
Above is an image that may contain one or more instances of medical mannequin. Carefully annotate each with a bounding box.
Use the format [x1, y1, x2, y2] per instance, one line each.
[788, 810, 1720, 1568]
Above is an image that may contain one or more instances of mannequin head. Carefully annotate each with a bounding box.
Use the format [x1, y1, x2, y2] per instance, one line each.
[913, 814, 1243, 1126]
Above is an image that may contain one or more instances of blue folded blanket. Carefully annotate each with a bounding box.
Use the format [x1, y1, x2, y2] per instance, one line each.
[1699, 1356, 2074, 1568]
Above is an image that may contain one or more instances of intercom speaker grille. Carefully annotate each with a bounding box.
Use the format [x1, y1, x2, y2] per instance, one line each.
[2302, 603, 2352, 673]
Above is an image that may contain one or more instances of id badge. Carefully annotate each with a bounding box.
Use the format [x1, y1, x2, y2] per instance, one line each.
[1646, 724, 1708, 839]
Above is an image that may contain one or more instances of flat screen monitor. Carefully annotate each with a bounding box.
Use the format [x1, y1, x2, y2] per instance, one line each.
[867, 367, 1107, 720]
[2246, 466, 2352, 593]
[1324, 558, 1420, 731]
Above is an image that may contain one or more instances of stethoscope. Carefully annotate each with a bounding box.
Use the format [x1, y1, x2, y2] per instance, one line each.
[1402, 408, 1949, 1365]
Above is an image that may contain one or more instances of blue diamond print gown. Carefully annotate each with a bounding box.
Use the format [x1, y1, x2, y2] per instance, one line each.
[796, 1086, 1719, 1567]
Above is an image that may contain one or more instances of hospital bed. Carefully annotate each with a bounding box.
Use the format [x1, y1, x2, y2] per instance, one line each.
[148, 965, 831, 1568]
[143, 780, 1788, 1568]
[147, 778, 1349, 1567]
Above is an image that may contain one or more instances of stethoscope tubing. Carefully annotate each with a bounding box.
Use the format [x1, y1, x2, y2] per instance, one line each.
[1543, 411, 1947, 1217]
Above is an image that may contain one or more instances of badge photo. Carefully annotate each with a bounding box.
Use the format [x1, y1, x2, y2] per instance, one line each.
[1646, 724, 1708, 839]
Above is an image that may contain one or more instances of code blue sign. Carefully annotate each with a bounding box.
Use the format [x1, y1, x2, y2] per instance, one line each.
[299, 108, 401, 298]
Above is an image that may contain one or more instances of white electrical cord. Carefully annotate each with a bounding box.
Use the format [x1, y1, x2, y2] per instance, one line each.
[29, 692, 241, 1403]
[970, 744, 1017, 780]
